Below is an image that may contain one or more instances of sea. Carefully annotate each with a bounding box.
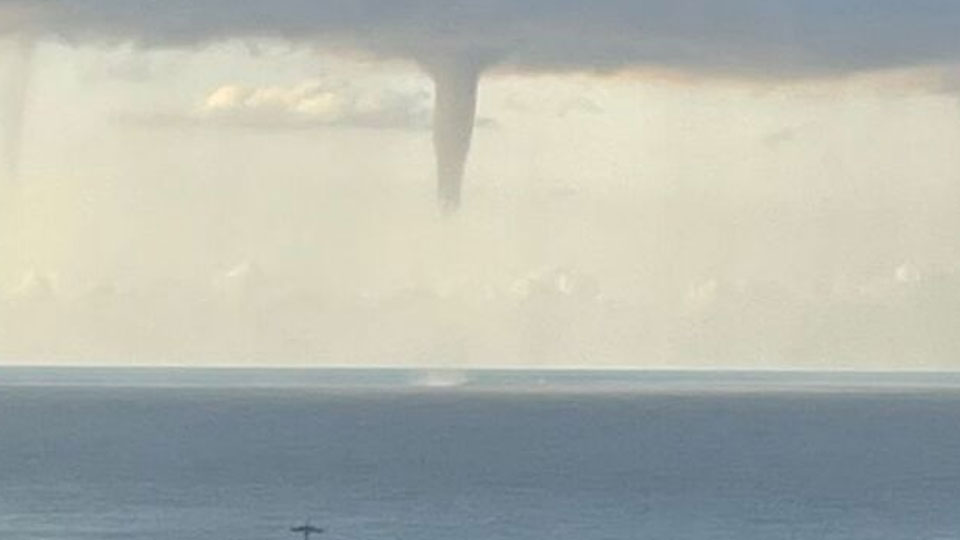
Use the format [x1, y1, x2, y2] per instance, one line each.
[2, 368, 960, 540]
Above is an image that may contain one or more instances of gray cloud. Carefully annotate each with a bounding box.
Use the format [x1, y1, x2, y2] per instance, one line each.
[4, 1, 960, 77]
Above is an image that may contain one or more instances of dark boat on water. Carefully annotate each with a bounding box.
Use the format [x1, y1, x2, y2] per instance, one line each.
[291, 522, 324, 540]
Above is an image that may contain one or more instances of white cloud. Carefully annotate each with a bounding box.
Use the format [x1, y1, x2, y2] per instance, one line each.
[214, 260, 267, 299]
[178, 78, 431, 130]
[4, 269, 59, 300]
[203, 81, 347, 123]
[895, 263, 922, 284]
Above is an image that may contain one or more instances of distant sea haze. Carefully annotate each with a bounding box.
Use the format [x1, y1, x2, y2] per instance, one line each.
[2, 368, 960, 540]
[4, 367, 960, 391]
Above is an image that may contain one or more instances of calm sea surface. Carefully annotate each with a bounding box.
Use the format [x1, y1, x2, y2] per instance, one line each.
[2, 369, 960, 540]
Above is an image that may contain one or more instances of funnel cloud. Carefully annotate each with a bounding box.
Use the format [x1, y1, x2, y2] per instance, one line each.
[430, 59, 481, 213]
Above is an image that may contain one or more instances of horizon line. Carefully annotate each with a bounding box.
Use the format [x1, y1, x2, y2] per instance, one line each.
[3, 364, 960, 375]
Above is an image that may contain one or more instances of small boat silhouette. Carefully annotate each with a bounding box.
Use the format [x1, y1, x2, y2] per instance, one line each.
[291, 521, 324, 540]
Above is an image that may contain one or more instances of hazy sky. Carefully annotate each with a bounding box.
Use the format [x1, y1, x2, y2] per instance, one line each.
[1, 3, 959, 368]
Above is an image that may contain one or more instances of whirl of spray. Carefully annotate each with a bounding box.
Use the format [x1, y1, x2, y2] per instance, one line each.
[429, 59, 482, 214]
[0, 37, 34, 190]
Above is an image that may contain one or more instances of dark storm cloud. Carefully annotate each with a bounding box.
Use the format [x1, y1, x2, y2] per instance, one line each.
[6, 1, 960, 76]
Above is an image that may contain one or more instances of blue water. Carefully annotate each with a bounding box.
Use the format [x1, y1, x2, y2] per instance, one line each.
[2, 370, 960, 540]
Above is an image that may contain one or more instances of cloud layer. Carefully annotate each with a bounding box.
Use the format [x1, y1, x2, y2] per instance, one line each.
[5, 1, 960, 77]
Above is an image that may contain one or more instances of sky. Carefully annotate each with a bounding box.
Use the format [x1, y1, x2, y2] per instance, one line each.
[1, 2, 960, 368]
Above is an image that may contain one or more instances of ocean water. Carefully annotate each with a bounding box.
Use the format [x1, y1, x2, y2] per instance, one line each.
[2, 369, 960, 540]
